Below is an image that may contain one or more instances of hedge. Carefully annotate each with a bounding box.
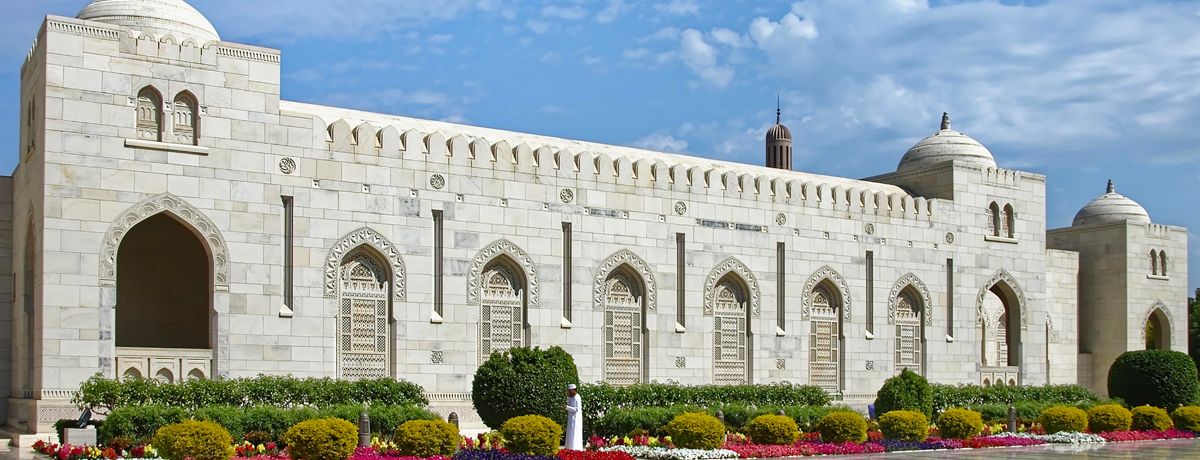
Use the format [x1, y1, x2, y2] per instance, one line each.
[1108, 350, 1200, 409]
[579, 382, 829, 433]
[99, 404, 437, 443]
[591, 404, 854, 437]
[74, 374, 427, 414]
[930, 384, 1098, 414]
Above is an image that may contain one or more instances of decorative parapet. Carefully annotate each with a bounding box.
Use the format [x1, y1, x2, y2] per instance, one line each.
[41, 16, 280, 65]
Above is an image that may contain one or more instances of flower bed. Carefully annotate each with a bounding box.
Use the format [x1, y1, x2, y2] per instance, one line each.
[32, 441, 158, 460]
[598, 446, 738, 460]
[1098, 429, 1196, 442]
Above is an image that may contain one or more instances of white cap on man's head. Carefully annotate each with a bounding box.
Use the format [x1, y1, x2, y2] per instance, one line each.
[566, 384, 577, 390]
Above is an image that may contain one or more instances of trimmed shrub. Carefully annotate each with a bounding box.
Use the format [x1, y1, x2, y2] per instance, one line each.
[499, 415, 562, 455]
[936, 408, 983, 440]
[99, 405, 186, 443]
[664, 412, 726, 450]
[815, 411, 867, 443]
[1108, 350, 1200, 409]
[878, 410, 929, 442]
[152, 420, 234, 460]
[578, 382, 829, 434]
[282, 418, 357, 460]
[593, 405, 697, 437]
[1086, 404, 1131, 433]
[930, 384, 1097, 415]
[1171, 406, 1200, 432]
[874, 369, 933, 418]
[193, 406, 246, 440]
[473, 346, 580, 430]
[744, 415, 799, 445]
[394, 420, 460, 457]
[1131, 405, 1173, 431]
[1038, 406, 1088, 434]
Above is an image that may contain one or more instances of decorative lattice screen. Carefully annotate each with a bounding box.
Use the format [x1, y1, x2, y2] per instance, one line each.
[713, 283, 747, 385]
[338, 254, 389, 380]
[480, 267, 524, 363]
[996, 314, 1009, 366]
[604, 276, 643, 385]
[894, 293, 921, 375]
[809, 290, 839, 392]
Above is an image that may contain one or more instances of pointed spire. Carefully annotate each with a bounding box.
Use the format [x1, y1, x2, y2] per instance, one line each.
[1106, 179, 1115, 194]
[776, 93, 781, 125]
[940, 112, 951, 130]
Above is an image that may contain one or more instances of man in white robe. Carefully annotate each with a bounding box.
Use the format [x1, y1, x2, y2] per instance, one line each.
[565, 383, 584, 450]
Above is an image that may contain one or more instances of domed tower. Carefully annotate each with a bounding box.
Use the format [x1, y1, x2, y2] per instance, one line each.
[1071, 180, 1151, 226]
[77, 0, 220, 43]
[896, 112, 997, 173]
[765, 101, 792, 170]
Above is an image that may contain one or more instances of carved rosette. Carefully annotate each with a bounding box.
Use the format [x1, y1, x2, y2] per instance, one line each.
[702, 257, 761, 317]
[887, 273, 933, 326]
[800, 266, 851, 320]
[975, 269, 1027, 330]
[1140, 301, 1171, 346]
[466, 239, 539, 308]
[592, 249, 657, 312]
[323, 227, 407, 302]
[100, 192, 230, 287]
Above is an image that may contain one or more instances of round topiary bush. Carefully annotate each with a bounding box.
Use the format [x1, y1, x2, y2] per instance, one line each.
[394, 419, 460, 457]
[874, 368, 933, 418]
[815, 411, 867, 443]
[878, 410, 929, 442]
[1131, 405, 1173, 431]
[151, 420, 234, 460]
[936, 408, 982, 440]
[472, 346, 580, 430]
[1038, 406, 1087, 434]
[1171, 406, 1200, 432]
[1108, 350, 1200, 409]
[743, 414, 799, 445]
[664, 412, 726, 450]
[499, 414, 562, 455]
[282, 418, 357, 460]
[1086, 404, 1131, 433]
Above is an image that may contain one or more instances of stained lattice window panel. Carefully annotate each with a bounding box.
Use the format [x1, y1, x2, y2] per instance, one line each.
[895, 322, 921, 374]
[809, 318, 839, 392]
[713, 309, 748, 385]
[479, 269, 525, 364]
[604, 285, 643, 386]
[337, 255, 390, 380]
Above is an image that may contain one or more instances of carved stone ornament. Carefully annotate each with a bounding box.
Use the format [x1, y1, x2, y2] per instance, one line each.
[864, 223, 875, 235]
[801, 265, 851, 320]
[560, 188, 575, 203]
[702, 257, 761, 318]
[278, 157, 296, 174]
[323, 227, 407, 302]
[775, 213, 787, 226]
[429, 174, 446, 189]
[1140, 301, 1172, 347]
[776, 358, 786, 370]
[1046, 314, 1061, 344]
[100, 192, 229, 287]
[593, 248, 657, 312]
[466, 239, 539, 308]
[975, 269, 1027, 330]
[674, 201, 687, 215]
[887, 273, 933, 326]
[945, 232, 955, 244]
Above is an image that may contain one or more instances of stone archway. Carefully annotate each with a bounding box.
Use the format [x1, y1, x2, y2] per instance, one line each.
[977, 270, 1026, 369]
[1142, 302, 1172, 350]
[115, 213, 210, 349]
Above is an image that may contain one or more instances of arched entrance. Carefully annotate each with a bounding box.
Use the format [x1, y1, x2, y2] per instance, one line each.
[977, 271, 1024, 386]
[1144, 308, 1170, 350]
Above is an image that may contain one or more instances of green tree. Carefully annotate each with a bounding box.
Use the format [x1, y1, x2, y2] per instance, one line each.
[471, 346, 580, 430]
[1189, 288, 1199, 371]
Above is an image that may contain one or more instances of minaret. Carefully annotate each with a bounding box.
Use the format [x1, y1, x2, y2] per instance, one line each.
[765, 96, 792, 170]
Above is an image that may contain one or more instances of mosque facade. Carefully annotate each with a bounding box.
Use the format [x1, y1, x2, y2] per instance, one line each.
[0, 0, 1189, 435]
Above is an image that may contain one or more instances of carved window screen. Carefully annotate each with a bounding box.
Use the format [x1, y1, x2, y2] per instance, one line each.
[713, 282, 747, 385]
[809, 288, 839, 392]
[338, 253, 389, 380]
[894, 291, 922, 375]
[996, 312, 1009, 366]
[604, 274, 643, 385]
[480, 266, 524, 363]
[173, 92, 198, 145]
[136, 87, 163, 142]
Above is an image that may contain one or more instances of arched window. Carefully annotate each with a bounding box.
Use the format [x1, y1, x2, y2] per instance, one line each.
[1159, 251, 1168, 277]
[1151, 250, 1159, 275]
[337, 250, 391, 380]
[713, 274, 751, 385]
[603, 268, 647, 385]
[894, 288, 924, 375]
[981, 281, 1022, 368]
[987, 202, 1001, 237]
[173, 91, 199, 145]
[136, 86, 163, 142]
[1145, 308, 1170, 350]
[1003, 204, 1015, 238]
[809, 283, 841, 392]
[479, 258, 527, 363]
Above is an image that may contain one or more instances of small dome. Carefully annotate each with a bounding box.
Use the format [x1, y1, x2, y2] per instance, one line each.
[897, 112, 997, 173]
[77, 0, 220, 43]
[1072, 180, 1151, 226]
[766, 123, 791, 142]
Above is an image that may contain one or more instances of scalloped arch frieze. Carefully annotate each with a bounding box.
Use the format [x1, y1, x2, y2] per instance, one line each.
[466, 239, 539, 308]
[801, 266, 851, 320]
[976, 269, 1027, 330]
[887, 273, 933, 326]
[323, 227, 407, 302]
[100, 192, 229, 287]
[703, 257, 761, 317]
[592, 249, 657, 312]
[1140, 301, 1173, 347]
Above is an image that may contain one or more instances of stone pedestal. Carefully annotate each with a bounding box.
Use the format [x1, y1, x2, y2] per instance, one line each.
[63, 427, 97, 446]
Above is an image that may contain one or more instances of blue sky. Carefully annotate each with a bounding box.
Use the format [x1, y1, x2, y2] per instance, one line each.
[3, 0, 1198, 293]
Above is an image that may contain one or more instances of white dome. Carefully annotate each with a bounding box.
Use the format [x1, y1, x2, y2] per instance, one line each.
[897, 112, 997, 173]
[77, 0, 220, 43]
[1072, 180, 1151, 226]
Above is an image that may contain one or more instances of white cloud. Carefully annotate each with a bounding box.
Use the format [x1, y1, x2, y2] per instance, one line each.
[748, 12, 817, 49]
[428, 34, 453, 43]
[623, 48, 651, 59]
[632, 133, 689, 153]
[595, 0, 628, 24]
[526, 19, 550, 34]
[679, 28, 733, 88]
[642, 27, 681, 42]
[543, 5, 587, 21]
[655, 0, 700, 16]
[710, 28, 747, 48]
[200, 0, 488, 41]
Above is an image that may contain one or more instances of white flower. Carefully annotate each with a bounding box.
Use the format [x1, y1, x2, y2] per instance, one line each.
[598, 446, 738, 460]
